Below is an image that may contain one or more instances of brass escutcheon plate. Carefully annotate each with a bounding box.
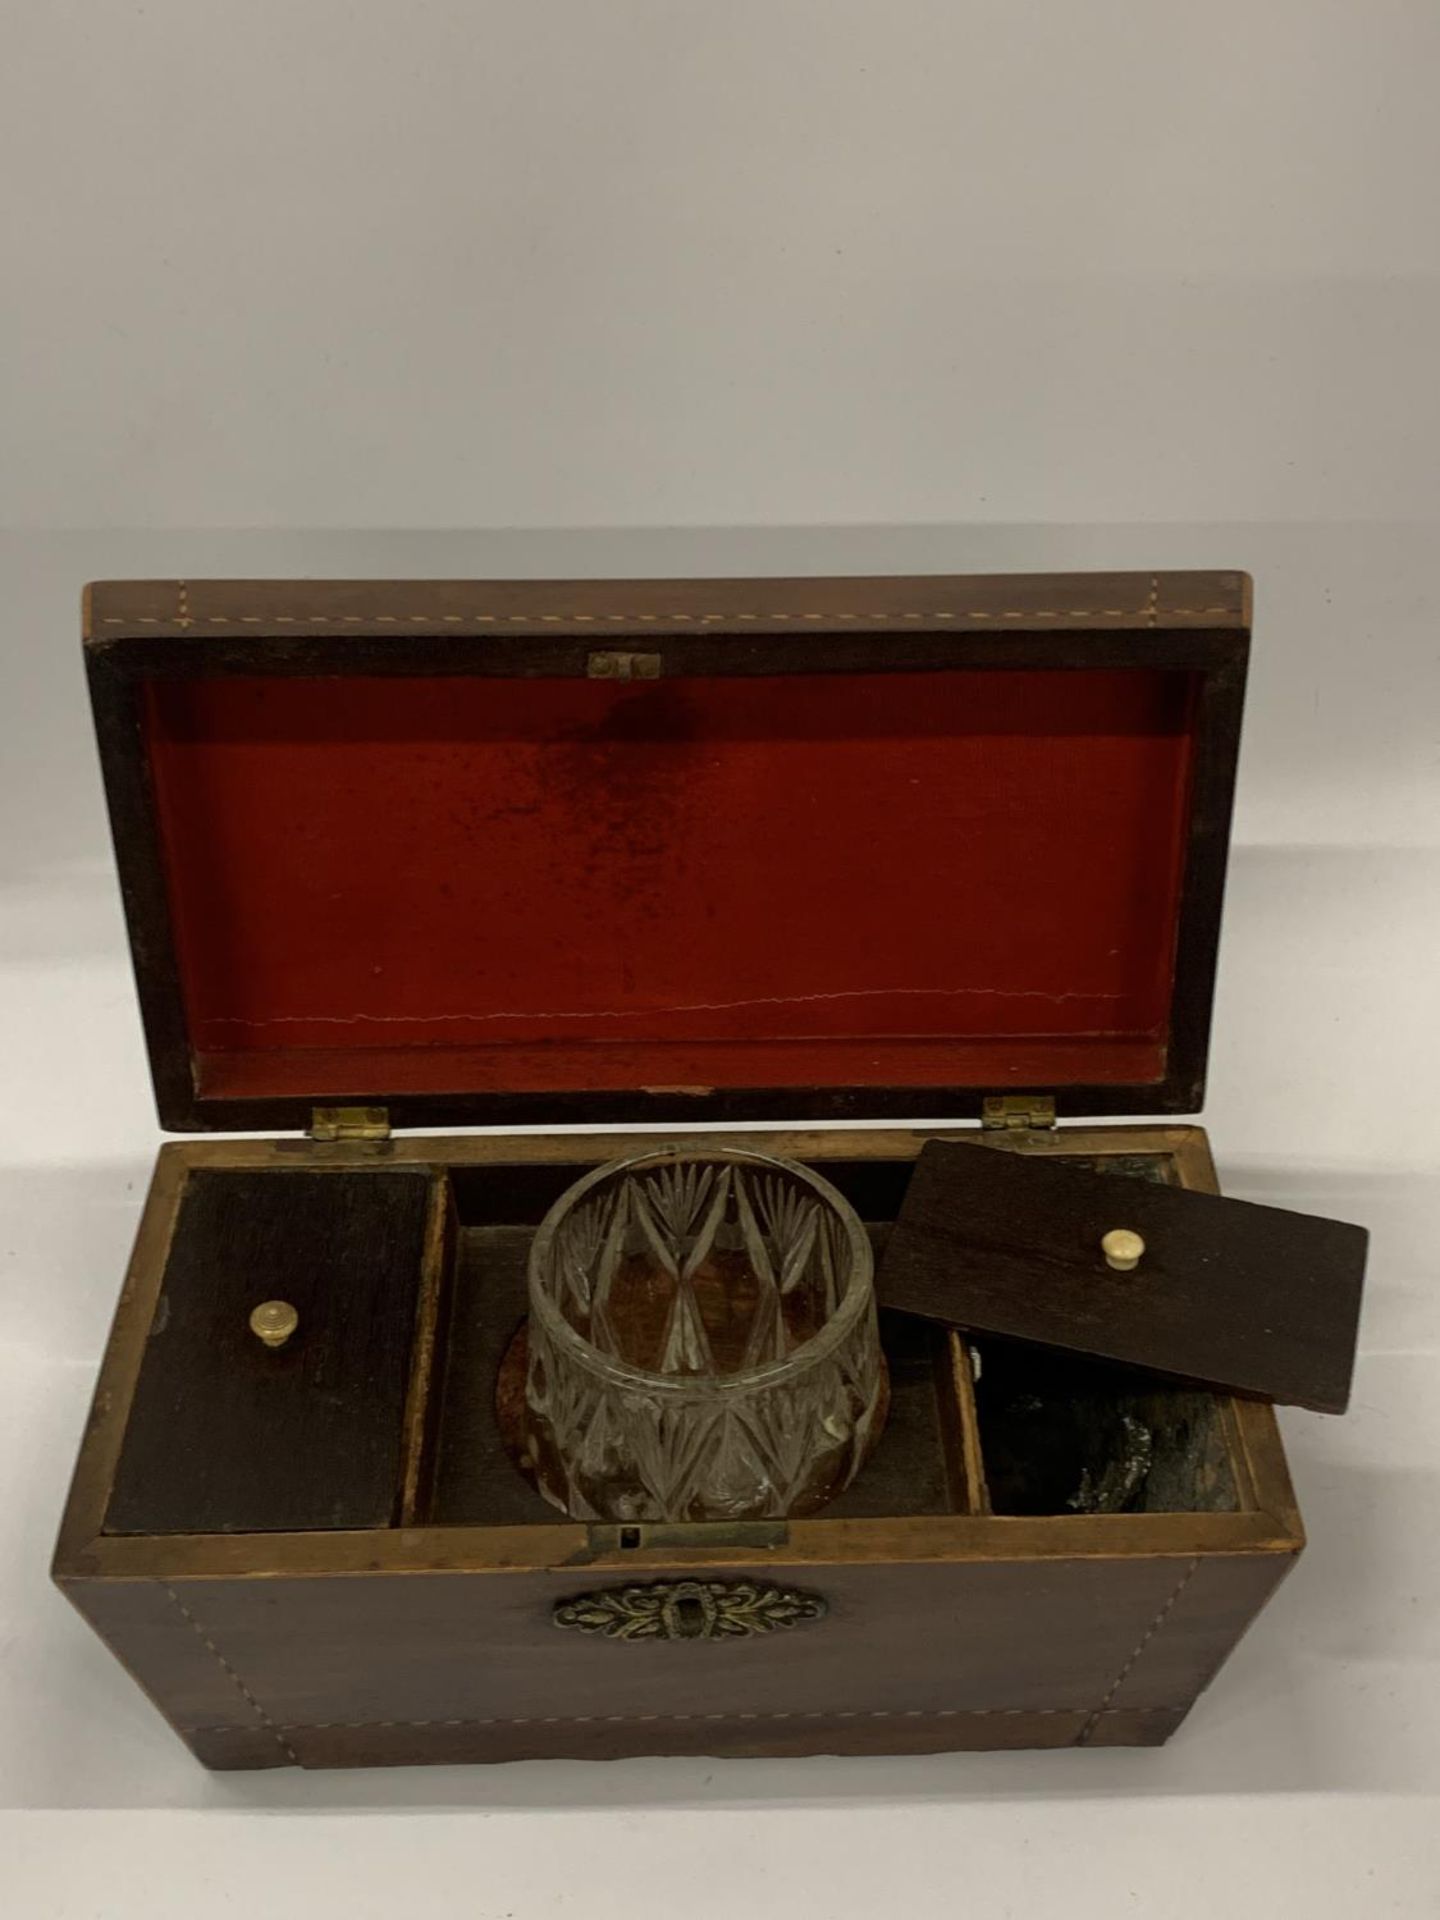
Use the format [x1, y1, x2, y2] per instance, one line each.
[553, 1578, 827, 1642]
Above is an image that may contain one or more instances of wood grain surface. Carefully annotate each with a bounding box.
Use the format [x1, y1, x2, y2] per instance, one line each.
[86, 571, 1250, 638]
[61, 1545, 1293, 1769]
[105, 1168, 433, 1533]
[877, 1139, 1367, 1413]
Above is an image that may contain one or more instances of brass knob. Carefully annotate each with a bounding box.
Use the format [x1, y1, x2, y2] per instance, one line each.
[249, 1300, 299, 1348]
[1101, 1229, 1145, 1273]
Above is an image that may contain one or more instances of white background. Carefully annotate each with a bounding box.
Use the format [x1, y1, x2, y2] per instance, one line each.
[2, 3, 1438, 1914]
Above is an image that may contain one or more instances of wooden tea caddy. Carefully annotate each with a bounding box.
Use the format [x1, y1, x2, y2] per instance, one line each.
[55, 571, 1365, 1769]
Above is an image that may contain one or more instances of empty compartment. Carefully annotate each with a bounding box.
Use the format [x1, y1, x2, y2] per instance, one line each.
[971, 1340, 1242, 1515]
[953, 1139, 1242, 1517]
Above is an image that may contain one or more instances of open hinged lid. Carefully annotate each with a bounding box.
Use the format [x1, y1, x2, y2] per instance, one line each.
[877, 1141, 1367, 1413]
[85, 572, 1250, 1134]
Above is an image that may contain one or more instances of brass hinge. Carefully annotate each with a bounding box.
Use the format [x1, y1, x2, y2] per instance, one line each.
[587, 649, 661, 681]
[981, 1094, 1057, 1131]
[309, 1105, 391, 1142]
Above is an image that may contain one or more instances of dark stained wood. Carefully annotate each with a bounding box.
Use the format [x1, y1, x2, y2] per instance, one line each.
[106, 1168, 433, 1534]
[1164, 653, 1248, 1110]
[86, 620, 1248, 679]
[823, 1313, 967, 1518]
[82, 573, 1249, 1133]
[135, 1077, 1227, 1136]
[395, 1175, 456, 1527]
[425, 1225, 554, 1528]
[83, 643, 197, 1127]
[877, 1140, 1368, 1414]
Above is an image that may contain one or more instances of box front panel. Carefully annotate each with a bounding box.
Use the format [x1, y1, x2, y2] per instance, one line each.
[114, 1551, 1281, 1766]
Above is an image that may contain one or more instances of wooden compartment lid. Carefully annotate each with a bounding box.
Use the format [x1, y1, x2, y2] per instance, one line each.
[876, 1141, 1367, 1414]
[84, 572, 1250, 1134]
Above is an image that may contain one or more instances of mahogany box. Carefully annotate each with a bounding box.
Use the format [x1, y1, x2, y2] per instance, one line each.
[54, 571, 1365, 1769]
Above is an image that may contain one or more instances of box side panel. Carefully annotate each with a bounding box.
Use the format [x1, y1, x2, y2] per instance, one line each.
[1079, 1547, 1300, 1737]
[57, 1578, 293, 1770]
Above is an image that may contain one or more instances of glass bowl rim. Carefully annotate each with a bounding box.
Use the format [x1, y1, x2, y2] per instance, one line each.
[525, 1145, 876, 1395]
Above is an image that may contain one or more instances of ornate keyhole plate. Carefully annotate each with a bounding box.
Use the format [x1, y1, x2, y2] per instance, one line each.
[553, 1578, 827, 1641]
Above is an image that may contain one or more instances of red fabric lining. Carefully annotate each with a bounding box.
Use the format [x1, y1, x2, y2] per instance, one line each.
[142, 670, 1197, 1099]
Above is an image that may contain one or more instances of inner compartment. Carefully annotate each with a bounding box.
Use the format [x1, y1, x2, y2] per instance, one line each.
[427, 1159, 975, 1523]
[421, 1149, 1242, 1528]
[954, 1145, 1241, 1516]
[106, 1167, 438, 1536]
[140, 667, 1200, 1101]
[106, 1143, 1245, 1537]
[970, 1341, 1240, 1515]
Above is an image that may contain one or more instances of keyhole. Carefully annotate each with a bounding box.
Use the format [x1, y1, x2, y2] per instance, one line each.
[672, 1594, 707, 1638]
